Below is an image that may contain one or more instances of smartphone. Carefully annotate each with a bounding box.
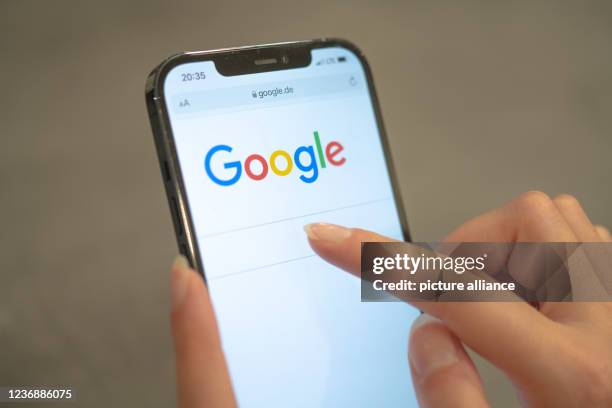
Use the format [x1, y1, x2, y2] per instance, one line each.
[145, 39, 419, 407]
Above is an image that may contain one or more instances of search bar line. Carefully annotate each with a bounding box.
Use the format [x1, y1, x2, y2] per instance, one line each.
[170, 74, 362, 114]
[200, 198, 398, 281]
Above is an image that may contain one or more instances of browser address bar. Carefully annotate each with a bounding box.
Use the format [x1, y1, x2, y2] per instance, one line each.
[170, 74, 362, 114]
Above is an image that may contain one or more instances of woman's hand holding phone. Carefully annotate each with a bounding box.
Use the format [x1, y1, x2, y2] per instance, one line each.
[306, 191, 612, 407]
[170, 256, 237, 408]
[170, 191, 612, 408]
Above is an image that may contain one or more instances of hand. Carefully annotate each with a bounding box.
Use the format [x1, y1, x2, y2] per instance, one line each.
[305, 191, 612, 407]
[170, 256, 237, 408]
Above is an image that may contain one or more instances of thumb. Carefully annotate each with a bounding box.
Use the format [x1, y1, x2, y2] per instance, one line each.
[170, 256, 236, 408]
[409, 314, 489, 408]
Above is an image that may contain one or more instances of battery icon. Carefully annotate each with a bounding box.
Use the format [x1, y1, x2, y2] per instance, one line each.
[337, 56, 347, 63]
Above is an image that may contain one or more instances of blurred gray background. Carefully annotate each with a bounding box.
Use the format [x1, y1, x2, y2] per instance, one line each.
[1, 0, 611, 406]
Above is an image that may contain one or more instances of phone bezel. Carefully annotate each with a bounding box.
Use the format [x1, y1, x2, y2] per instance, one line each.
[145, 38, 411, 275]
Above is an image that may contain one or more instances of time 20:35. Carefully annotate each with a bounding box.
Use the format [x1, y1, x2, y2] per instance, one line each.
[181, 72, 206, 81]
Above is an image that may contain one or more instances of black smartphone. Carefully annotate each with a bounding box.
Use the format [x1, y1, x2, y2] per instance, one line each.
[145, 39, 418, 406]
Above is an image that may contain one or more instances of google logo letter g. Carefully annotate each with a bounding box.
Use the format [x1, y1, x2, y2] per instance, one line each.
[204, 131, 346, 186]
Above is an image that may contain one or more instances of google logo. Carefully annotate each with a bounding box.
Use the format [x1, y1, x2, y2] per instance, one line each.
[204, 131, 346, 186]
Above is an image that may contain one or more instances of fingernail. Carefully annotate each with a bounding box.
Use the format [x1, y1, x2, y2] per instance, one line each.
[303, 223, 352, 243]
[409, 313, 460, 378]
[171, 255, 191, 311]
[409, 313, 442, 336]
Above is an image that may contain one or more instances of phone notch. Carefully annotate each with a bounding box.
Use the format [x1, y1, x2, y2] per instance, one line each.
[215, 44, 311, 76]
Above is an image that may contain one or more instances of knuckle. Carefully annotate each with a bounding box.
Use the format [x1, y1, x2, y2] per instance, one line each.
[568, 349, 612, 405]
[514, 191, 554, 215]
[581, 362, 612, 405]
[554, 193, 581, 208]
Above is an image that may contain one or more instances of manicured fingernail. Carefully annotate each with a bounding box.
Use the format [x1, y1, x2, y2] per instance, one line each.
[409, 313, 442, 336]
[303, 223, 352, 243]
[171, 255, 191, 311]
[409, 313, 460, 378]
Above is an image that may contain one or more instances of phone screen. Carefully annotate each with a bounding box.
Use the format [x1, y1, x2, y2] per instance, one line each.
[161, 45, 419, 407]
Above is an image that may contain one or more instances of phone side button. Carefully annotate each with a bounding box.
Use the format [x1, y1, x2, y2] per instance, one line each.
[162, 160, 172, 182]
[179, 243, 189, 258]
[170, 196, 183, 236]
